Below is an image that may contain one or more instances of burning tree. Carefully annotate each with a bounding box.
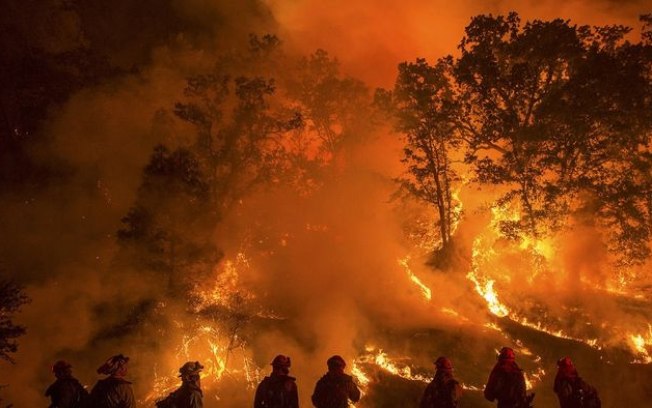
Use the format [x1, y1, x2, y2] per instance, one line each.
[119, 35, 304, 283]
[114, 34, 378, 402]
[287, 49, 371, 166]
[455, 13, 652, 264]
[173, 37, 303, 211]
[455, 13, 575, 238]
[384, 57, 463, 252]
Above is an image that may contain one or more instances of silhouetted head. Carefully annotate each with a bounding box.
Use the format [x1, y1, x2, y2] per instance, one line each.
[498, 347, 515, 361]
[179, 361, 203, 385]
[52, 360, 72, 379]
[271, 355, 291, 375]
[556, 356, 578, 377]
[327, 355, 346, 373]
[97, 354, 129, 377]
[557, 356, 573, 369]
[435, 356, 453, 372]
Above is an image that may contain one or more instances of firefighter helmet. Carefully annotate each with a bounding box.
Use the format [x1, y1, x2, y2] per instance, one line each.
[271, 354, 291, 368]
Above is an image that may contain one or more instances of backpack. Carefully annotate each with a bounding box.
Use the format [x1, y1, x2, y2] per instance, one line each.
[493, 370, 531, 407]
[257, 376, 296, 408]
[72, 381, 89, 408]
[312, 375, 350, 408]
[88, 378, 133, 408]
[48, 378, 88, 408]
[566, 378, 601, 408]
[427, 378, 458, 408]
[155, 390, 178, 408]
[583, 389, 601, 408]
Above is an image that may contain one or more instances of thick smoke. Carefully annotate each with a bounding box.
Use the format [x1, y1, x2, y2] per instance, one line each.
[1, 0, 652, 407]
[268, 0, 646, 86]
[0, 0, 279, 405]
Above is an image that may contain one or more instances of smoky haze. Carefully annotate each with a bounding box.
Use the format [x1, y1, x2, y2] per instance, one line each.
[1, 0, 651, 407]
[268, 0, 647, 86]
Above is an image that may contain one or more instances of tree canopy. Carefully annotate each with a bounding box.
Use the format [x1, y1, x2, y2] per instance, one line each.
[386, 13, 652, 265]
[0, 279, 29, 363]
[118, 35, 374, 289]
[382, 57, 462, 251]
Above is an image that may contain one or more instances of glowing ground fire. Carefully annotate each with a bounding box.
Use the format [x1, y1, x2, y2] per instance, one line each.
[399, 256, 432, 301]
[465, 205, 652, 363]
[141, 200, 652, 405]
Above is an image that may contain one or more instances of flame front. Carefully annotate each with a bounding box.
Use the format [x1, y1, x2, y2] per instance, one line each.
[465, 203, 652, 360]
[354, 347, 433, 384]
[143, 196, 652, 403]
[399, 256, 432, 301]
[629, 325, 652, 363]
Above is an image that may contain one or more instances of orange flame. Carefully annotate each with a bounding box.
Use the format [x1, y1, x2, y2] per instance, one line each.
[399, 256, 432, 301]
[145, 253, 262, 403]
[629, 325, 652, 363]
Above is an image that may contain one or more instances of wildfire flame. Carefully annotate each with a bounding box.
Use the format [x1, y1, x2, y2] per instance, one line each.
[145, 253, 263, 403]
[399, 256, 432, 301]
[467, 269, 509, 318]
[351, 361, 372, 388]
[629, 324, 652, 363]
[144, 196, 652, 405]
[524, 366, 546, 390]
[192, 252, 255, 311]
[464, 202, 652, 362]
[352, 347, 486, 393]
[352, 347, 431, 384]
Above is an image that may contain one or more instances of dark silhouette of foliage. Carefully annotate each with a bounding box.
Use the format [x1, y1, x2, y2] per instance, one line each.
[172, 38, 304, 208]
[0, 1, 121, 191]
[454, 13, 652, 264]
[118, 146, 216, 281]
[287, 49, 371, 164]
[118, 35, 303, 288]
[385, 57, 462, 250]
[390, 13, 652, 265]
[0, 280, 29, 363]
[455, 13, 589, 236]
[642, 14, 652, 44]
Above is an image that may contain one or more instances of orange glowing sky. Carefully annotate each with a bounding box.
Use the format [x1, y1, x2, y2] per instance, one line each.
[267, 0, 647, 86]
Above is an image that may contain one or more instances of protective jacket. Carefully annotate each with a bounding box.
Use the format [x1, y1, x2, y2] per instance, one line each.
[311, 372, 360, 408]
[172, 382, 203, 408]
[89, 377, 136, 408]
[554, 371, 601, 408]
[45, 377, 88, 408]
[254, 373, 299, 408]
[484, 360, 527, 408]
[420, 371, 462, 408]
